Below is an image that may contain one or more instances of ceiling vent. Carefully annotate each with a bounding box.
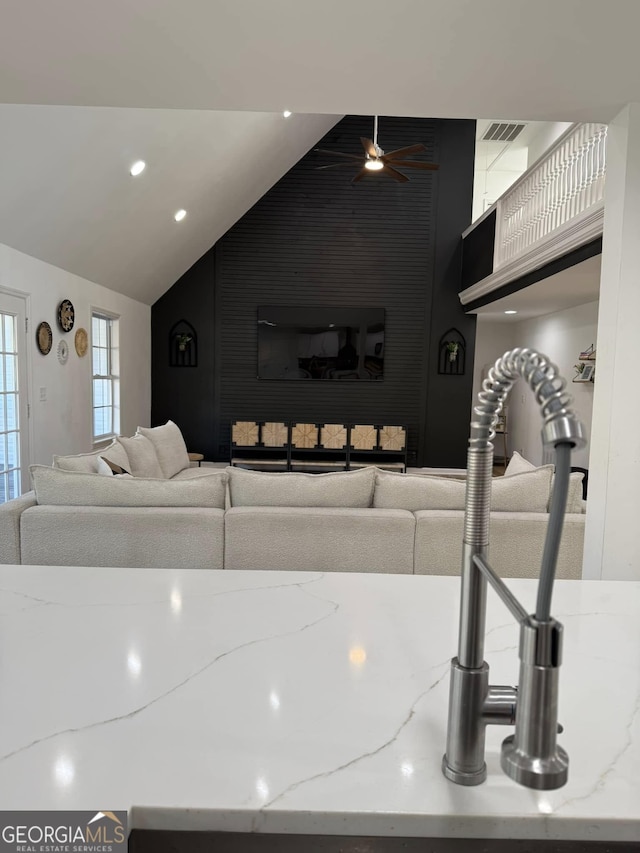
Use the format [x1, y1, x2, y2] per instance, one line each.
[482, 122, 526, 143]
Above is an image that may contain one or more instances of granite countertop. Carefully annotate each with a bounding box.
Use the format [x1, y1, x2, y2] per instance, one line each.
[0, 566, 638, 842]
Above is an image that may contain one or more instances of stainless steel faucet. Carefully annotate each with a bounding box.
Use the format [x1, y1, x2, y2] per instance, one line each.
[442, 348, 586, 790]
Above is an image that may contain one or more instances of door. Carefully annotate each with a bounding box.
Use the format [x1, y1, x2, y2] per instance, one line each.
[0, 292, 30, 503]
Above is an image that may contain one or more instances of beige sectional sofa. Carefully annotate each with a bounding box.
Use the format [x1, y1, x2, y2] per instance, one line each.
[0, 424, 586, 578]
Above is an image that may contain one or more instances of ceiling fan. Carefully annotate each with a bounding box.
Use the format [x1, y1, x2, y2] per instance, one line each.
[315, 116, 439, 183]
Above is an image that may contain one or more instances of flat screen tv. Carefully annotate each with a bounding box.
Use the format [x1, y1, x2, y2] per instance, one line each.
[257, 306, 385, 381]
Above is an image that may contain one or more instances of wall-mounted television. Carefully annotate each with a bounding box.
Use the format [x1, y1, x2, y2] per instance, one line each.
[257, 306, 385, 381]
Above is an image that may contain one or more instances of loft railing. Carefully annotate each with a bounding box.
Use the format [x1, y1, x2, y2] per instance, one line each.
[494, 123, 607, 268]
[460, 122, 608, 305]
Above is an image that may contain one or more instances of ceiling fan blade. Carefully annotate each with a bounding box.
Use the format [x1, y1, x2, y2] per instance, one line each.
[351, 167, 370, 183]
[360, 137, 378, 158]
[383, 143, 427, 159]
[314, 148, 362, 161]
[382, 164, 410, 183]
[383, 159, 440, 170]
[316, 162, 360, 170]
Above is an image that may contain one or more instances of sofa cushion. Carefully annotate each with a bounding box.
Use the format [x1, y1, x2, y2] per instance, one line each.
[53, 439, 130, 474]
[137, 420, 190, 479]
[116, 434, 164, 478]
[224, 506, 414, 572]
[227, 466, 375, 508]
[374, 467, 554, 513]
[29, 465, 227, 508]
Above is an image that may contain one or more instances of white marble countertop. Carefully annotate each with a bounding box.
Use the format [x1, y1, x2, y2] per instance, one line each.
[0, 566, 638, 842]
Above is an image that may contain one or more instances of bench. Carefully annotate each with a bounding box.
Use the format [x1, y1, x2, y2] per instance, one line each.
[231, 421, 407, 472]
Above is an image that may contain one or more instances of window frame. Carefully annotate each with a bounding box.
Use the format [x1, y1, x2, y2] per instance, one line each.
[91, 309, 120, 444]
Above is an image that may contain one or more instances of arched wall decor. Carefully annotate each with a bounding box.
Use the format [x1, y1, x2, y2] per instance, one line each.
[169, 319, 198, 367]
[438, 327, 466, 376]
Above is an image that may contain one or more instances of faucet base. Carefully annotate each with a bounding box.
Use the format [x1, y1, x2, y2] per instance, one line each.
[441, 754, 487, 786]
[501, 735, 569, 789]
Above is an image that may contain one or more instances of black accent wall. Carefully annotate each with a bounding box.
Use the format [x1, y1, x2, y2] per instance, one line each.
[152, 116, 476, 468]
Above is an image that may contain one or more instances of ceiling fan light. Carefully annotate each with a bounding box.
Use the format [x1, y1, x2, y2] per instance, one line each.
[364, 159, 384, 171]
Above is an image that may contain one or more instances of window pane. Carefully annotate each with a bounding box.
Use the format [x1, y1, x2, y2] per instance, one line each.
[8, 468, 19, 501]
[7, 431, 18, 469]
[94, 408, 105, 437]
[6, 394, 17, 430]
[0, 435, 5, 471]
[4, 356, 16, 392]
[0, 395, 5, 431]
[3, 315, 15, 353]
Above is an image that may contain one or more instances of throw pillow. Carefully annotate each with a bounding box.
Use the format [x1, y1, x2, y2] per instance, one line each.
[504, 450, 537, 477]
[30, 465, 227, 508]
[53, 439, 131, 474]
[137, 420, 190, 479]
[97, 456, 130, 476]
[227, 466, 375, 508]
[373, 467, 553, 513]
[116, 434, 164, 479]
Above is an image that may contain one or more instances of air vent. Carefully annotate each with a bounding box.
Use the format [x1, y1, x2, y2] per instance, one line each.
[482, 122, 526, 143]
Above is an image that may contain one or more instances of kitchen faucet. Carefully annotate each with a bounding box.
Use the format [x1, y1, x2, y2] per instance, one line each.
[442, 348, 586, 790]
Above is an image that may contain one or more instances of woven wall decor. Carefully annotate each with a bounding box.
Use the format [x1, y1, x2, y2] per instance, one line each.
[320, 424, 348, 450]
[350, 424, 377, 450]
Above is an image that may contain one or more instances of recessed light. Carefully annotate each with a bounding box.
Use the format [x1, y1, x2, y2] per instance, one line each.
[130, 160, 146, 176]
[174, 209, 187, 222]
[283, 110, 292, 118]
[504, 310, 518, 315]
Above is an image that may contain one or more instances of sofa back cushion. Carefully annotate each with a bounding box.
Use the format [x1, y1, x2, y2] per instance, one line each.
[227, 466, 375, 508]
[30, 465, 227, 508]
[116, 434, 164, 478]
[137, 420, 190, 479]
[374, 467, 554, 513]
[53, 439, 130, 474]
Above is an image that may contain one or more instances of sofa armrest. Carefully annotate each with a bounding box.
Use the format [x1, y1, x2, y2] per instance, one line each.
[0, 491, 37, 564]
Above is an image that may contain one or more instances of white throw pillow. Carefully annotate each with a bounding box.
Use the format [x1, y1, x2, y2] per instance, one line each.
[227, 466, 375, 508]
[374, 467, 553, 513]
[137, 420, 190, 479]
[504, 450, 537, 477]
[53, 439, 131, 474]
[116, 434, 164, 479]
[505, 452, 584, 513]
[30, 465, 227, 508]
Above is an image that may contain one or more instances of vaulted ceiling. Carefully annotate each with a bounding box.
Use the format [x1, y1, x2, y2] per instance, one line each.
[1, 0, 638, 304]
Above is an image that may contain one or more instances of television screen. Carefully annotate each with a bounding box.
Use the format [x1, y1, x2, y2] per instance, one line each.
[257, 306, 385, 380]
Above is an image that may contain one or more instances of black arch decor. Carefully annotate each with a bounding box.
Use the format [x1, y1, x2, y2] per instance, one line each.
[438, 327, 466, 375]
[169, 319, 198, 367]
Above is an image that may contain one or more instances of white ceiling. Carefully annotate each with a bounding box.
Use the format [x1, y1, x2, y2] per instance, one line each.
[0, 106, 340, 304]
[472, 255, 602, 322]
[1, 0, 637, 305]
[1, 0, 639, 121]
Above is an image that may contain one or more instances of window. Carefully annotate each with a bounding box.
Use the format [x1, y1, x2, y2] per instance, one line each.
[92, 312, 120, 441]
[0, 311, 20, 502]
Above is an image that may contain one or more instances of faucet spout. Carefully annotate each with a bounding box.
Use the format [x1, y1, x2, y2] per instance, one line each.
[442, 348, 585, 789]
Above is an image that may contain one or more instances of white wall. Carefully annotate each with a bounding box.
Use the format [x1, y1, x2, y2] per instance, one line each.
[472, 319, 516, 406]
[0, 242, 150, 467]
[507, 302, 598, 469]
[526, 122, 572, 168]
